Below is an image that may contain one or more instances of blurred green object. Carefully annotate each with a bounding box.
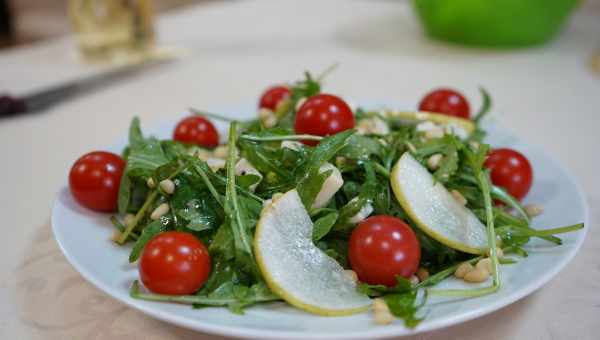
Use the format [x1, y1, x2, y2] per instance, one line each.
[412, 0, 579, 47]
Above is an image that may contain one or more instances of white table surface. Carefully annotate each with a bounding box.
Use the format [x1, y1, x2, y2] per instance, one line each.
[1, 1, 599, 339]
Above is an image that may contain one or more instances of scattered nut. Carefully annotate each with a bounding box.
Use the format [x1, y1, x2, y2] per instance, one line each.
[258, 108, 273, 119]
[486, 247, 504, 258]
[416, 268, 429, 282]
[146, 177, 156, 188]
[344, 270, 358, 284]
[194, 148, 212, 161]
[524, 203, 544, 217]
[409, 275, 420, 285]
[111, 231, 122, 242]
[427, 153, 444, 170]
[206, 158, 226, 172]
[425, 127, 445, 139]
[264, 115, 277, 128]
[463, 268, 489, 283]
[159, 179, 175, 195]
[476, 258, 493, 274]
[150, 203, 170, 220]
[123, 213, 136, 227]
[451, 190, 467, 206]
[469, 141, 480, 150]
[213, 145, 229, 159]
[372, 298, 394, 325]
[454, 262, 474, 279]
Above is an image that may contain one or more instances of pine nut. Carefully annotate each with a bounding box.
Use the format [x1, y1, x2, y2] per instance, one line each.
[146, 177, 156, 188]
[476, 258, 493, 274]
[150, 203, 170, 220]
[409, 275, 419, 285]
[469, 141, 480, 150]
[454, 262, 474, 279]
[159, 179, 175, 195]
[344, 270, 358, 284]
[123, 213, 136, 227]
[451, 190, 467, 206]
[213, 145, 228, 159]
[524, 203, 544, 217]
[486, 247, 504, 258]
[374, 310, 395, 325]
[463, 268, 489, 283]
[425, 127, 445, 139]
[427, 153, 443, 170]
[416, 268, 429, 282]
[372, 298, 394, 325]
[111, 231, 122, 242]
[258, 108, 273, 119]
[264, 115, 277, 128]
[372, 298, 388, 311]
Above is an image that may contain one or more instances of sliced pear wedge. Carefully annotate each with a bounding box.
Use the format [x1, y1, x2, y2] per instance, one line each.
[254, 189, 371, 316]
[391, 153, 487, 254]
[385, 111, 476, 136]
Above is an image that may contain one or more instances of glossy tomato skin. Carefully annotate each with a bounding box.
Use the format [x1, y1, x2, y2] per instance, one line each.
[259, 85, 291, 111]
[484, 148, 533, 201]
[139, 231, 211, 295]
[348, 215, 421, 287]
[418, 88, 471, 119]
[69, 151, 125, 212]
[173, 116, 219, 148]
[294, 94, 355, 145]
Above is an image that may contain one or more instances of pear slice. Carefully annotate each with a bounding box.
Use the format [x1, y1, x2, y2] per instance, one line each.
[385, 111, 475, 137]
[391, 153, 487, 254]
[254, 189, 371, 316]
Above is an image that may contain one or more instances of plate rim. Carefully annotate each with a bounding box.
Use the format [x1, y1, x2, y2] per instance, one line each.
[51, 118, 590, 340]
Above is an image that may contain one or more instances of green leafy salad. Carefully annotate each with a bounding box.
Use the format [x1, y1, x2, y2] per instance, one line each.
[78, 71, 584, 327]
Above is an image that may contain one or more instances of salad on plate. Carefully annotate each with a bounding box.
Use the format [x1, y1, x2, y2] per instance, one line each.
[66, 70, 584, 327]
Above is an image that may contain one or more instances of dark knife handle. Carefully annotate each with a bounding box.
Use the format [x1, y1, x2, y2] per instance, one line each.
[0, 95, 27, 117]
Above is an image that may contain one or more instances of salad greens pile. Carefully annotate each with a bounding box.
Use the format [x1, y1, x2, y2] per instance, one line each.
[111, 71, 583, 327]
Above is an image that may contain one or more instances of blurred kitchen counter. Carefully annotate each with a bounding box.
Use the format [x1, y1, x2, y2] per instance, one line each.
[0, 1, 599, 339]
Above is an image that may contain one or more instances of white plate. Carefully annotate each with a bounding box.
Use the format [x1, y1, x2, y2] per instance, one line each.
[52, 107, 589, 339]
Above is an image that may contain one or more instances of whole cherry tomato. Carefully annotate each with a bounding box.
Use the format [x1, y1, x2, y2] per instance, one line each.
[418, 88, 471, 119]
[484, 148, 533, 201]
[348, 215, 421, 287]
[259, 85, 291, 111]
[69, 151, 125, 212]
[139, 231, 211, 295]
[173, 116, 219, 148]
[294, 94, 355, 145]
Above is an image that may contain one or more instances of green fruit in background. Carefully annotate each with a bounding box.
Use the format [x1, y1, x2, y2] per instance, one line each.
[412, 0, 579, 47]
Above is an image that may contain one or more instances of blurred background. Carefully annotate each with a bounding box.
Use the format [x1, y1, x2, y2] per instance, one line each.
[1, 0, 599, 50]
[0, 0, 217, 48]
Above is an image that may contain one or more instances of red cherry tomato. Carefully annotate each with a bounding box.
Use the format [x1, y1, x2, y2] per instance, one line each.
[173, 116, 219, 148]
[139, 231, 211, 295]
[348, 215, 421, 287]
[418, 88, 471, 119]
[294, 94, 355, 145]
[259, 85, 291, 111]
[484, 148, 533, 201]
[69, 151, 125, 212]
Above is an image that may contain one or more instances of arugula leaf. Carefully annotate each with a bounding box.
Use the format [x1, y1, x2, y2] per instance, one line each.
[224, 122, 260, 279]
[312, 212, 338, 241]
[357, 276, 412, 297]
[130, 280, 279, 313]
[383, 291, 424, 328]
[129, 220, 168, 263]
[338, 134, 382, 160]
[296, 130, 354, 208]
